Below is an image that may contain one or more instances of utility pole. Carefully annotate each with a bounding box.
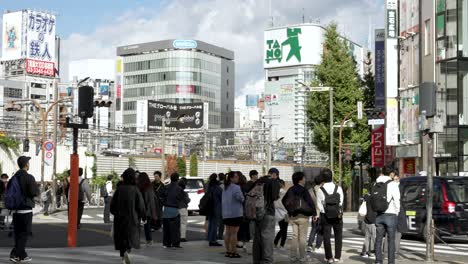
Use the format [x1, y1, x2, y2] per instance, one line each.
[52, 78, 59, 211]
[161, 118, 166, 180]
[329, 88, 334, 170]
[426, 132, 435, 262]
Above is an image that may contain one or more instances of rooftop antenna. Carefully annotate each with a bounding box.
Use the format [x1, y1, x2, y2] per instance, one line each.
[302, 8, 305, 23]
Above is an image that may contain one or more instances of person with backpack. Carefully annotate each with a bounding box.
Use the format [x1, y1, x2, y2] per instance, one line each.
[6, 156, 39, 263]
[252, 168, 280, 264]
[358, 193, 377, 258]
[68, 168, 92, 229]
[372, 168, 400, 264]
[316, 168, 344, 264]
[307, 175, 324, 254]
[201, 173, 222, 246]
[137, 172, 157, 246]
[273, 179, 288, 249]
[221, 171, 245, 258]
[111, 168, 146, 264]
[282, 172, 316, 262]
[178, 177, 191, 242]
[102, 174, 114, 223]
[41, 183, 52, 216]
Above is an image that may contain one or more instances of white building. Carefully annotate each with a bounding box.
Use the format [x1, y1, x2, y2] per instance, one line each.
[263, 23, 364, 164]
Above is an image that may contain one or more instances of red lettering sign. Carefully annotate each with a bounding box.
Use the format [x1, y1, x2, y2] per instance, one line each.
[372, 125, 385, 167]
[116, 84, 122, 98]
[176, 85, 194, 93]
[403, 159, 416, 175]
[25, 59, 55, 77]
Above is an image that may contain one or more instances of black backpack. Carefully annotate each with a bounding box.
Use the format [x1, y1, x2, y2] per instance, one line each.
[199, 191, 214, 216]
[321, 185, 341, 219]
[100, 183, 108, 198]
[369, 180, 393, 214]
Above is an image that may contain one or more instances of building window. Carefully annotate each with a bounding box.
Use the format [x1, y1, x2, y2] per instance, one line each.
[227, 79, 229, 86]
[227, 66, 229, 73]
[227, 91, 229, 98]
[4, 87, 22, 98]
[425, 19, 432, 56]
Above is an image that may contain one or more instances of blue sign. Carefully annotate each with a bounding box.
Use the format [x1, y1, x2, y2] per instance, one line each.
[246, 94, 260, 107]
[375, 31, 385, 109]
[99, 84, 109, 96]
[172, 39, 197, 49]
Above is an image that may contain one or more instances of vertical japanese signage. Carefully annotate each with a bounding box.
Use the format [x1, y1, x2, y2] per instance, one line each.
[25, 11, 56, 76]
[372, 125, 385, 167]
[375, 29, 385, 109]
[115, 58, 123, 130]
[385, 0, 399, 146]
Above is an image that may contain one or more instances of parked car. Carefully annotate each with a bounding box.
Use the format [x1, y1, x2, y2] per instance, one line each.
[357, 176, 468, 241]
[164, 176, 206, 215]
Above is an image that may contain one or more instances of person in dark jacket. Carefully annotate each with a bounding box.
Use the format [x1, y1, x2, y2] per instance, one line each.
[207, 173, 223, 246]
[252, 168, 281, 264]
[152, 171, 165, 230]
[282, 171, 316, 262]
[110, 168, 145, 263]
[8, 156, 39, 263]
[217, 172, 226, 240]
[137, 172, 157, 246]
[178, 178, 191, 242]
[237, 172, 250, 249]
[162, 172, 184, 248]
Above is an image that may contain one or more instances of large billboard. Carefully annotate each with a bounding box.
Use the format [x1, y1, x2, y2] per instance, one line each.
[264, 25, 323, 68]
[2, 12, 24, 60]
[246, 94, 260, 107]
[26, 11, 56, 63]
[137, 100, 205, 132]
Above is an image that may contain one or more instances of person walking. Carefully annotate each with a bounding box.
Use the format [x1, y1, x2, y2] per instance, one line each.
[110, 168, 146, 264]
[71, 168, 92, 229]
[55, 180, 63, 209]
[103, 175, 114, 223]
[6, 156, 39, 263]
[316, 168, 344, 264]
[207, 173, 223, 247]
[41, 183, 52, 216]
[152, 171, 165, 231]
[359, 193, 377, 258]
[274, 179, 288, 249]
[372, 168, 400, 264]
[178, 177, 191, 242]
[283, 172, 317, 263]
[137, 172, 157, 246]
[222, 171, 245, 258]
[252, 168, 280, 264]
[162, 172, 184, 249]
[307, 175, 324, 254]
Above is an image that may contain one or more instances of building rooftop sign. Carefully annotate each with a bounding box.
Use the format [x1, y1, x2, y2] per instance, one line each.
[172, 39, 197, 49]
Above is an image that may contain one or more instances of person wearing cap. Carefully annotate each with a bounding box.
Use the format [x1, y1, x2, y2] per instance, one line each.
[8, 156, 39, 263]
[252, 168, 280, 264]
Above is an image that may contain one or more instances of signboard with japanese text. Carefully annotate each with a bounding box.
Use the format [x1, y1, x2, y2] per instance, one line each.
[26, 11, 56, 64]
[2, 11, 24, 60]
[176, 85, 194, 94]
[375, 29, 385, 109]
[403, 158, 416, 175]
[386, 98, 399, 145]
[25, 59, 54, 76]
[372, 125, 385, 167]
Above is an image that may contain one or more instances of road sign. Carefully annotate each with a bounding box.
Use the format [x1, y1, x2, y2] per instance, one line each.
[310, 87, 331, 92]
[357, 101, 363, 119]
[43, 141, 55, 151]
[368, 119, 385, 125]
[44, 150, 54, 166]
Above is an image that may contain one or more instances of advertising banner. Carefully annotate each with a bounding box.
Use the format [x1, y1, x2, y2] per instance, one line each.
[136, 100, 148, 133]
[375, 29, 385, 109]
[372, 125, 385, 167]
[99, 84, 109, 96]
[246, 94, 260, 107]
[176, 85, 194, 93]
[26, 11, 56, 64]
[403, 158, 416, 175]
[25, 59, 54, 76]
[2, 11, 24, 60]
[145, 101, 205, 131]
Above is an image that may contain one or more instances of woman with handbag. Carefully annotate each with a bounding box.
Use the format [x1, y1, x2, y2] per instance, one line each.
[274, 179, 288, 249]
[282, 172, 317, 263]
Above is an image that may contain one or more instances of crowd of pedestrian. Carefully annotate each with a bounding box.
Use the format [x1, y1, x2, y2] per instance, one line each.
[0, 156, 409, 264]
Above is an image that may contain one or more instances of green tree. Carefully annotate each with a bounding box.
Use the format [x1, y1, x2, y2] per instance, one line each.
[189, 154, 198, 176]
[306, 23, 370, 187]
[177, 156, 186, 176]
[128, 156, 136, 169]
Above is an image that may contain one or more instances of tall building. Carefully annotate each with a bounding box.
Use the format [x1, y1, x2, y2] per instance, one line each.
[263, 23, 364, 164]
[115, 39, 235, 132]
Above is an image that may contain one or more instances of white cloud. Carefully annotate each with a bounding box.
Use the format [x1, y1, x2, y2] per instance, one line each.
[60, 0, 384, 106]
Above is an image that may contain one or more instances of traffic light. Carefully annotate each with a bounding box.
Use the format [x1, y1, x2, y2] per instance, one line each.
[78, 85, 94, 118]
[35, 142, 40, 156]
[355, 146, 362, 158]
[23, 139, 30, 153]
[94, 100, 112, 107]
[343, 149, 352, 164]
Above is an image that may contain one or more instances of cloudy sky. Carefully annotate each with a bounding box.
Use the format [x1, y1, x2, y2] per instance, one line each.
[2, 0, 384, 108]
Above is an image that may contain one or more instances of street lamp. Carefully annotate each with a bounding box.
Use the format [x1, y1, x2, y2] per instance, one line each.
[295, 80, 333, 170]
[160, 114, 186, 180]
[337, 110, 357, 188]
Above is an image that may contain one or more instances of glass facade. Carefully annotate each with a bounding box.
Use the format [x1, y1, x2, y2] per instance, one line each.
[436, 0, 468, 175]
[121, 50, 224, 131]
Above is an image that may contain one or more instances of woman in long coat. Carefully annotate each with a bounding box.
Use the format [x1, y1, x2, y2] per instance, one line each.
[137, 172, 157, 245]
[111, 168, 146, 262]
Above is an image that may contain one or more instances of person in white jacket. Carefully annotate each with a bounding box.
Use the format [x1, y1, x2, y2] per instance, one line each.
[373, 169, 400, 264]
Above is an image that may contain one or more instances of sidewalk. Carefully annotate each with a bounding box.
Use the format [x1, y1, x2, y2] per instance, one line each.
[0, 241, 462, 264]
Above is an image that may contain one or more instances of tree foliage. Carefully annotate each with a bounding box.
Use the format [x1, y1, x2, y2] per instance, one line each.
[165, 154, 178, 177]
[177, 156, 187, 176]
[306, 23, 370, 186]
[189, 154, 198, 176]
